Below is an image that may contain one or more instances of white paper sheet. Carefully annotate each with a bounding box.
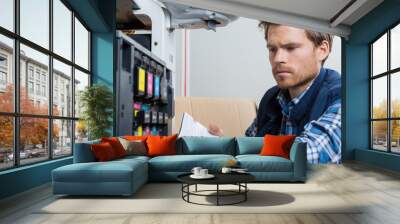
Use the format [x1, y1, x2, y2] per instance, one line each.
[178, 112, 218, 138]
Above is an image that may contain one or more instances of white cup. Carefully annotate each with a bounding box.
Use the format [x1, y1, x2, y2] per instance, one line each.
[221, 167, 232, 174]
[191, 167, 202, 176]
[200, 169, 208, 176]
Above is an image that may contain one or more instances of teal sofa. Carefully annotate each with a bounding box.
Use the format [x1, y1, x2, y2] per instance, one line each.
[52, 137, 306, 196]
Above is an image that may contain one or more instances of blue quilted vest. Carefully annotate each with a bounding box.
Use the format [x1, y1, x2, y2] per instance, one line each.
[255, 68, 341, 137]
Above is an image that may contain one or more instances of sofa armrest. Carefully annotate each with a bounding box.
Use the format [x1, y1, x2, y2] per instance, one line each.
[73, 140, 100, 163]
[289, 141, 307, 182]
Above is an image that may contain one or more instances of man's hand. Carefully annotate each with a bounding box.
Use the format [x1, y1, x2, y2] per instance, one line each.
[208, 124, 224, 136]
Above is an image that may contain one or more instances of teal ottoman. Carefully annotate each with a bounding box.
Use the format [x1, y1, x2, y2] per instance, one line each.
[52, 156, 148, 196]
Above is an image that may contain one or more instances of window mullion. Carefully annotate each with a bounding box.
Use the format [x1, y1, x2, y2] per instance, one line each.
[13, 0, 21, 167]
[370, 45, 373, 149]
[71, 10, 76, 154]
[388, 30, 391, 153]
[48, 0, 54, 160]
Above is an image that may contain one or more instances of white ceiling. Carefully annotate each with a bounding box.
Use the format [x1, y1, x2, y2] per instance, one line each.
[160, 0, 384, 38]
[225, 0, 352, 22]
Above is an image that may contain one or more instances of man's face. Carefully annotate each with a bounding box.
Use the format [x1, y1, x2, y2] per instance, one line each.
[266, 25, 325, 89]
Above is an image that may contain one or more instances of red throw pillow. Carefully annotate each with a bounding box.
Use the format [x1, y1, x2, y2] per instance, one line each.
[91, 142, 117, 161]
[259, 134, 296, 159]
[146, 134, 177, 157]
[101, 137, 127, 158]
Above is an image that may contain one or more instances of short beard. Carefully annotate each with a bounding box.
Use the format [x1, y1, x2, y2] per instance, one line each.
[278, 74, 316, 90]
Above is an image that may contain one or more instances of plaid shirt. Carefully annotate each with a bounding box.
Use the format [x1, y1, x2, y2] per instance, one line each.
[245, 87, 341, 164]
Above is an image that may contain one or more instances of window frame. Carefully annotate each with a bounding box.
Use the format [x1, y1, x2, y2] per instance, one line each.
[370, 21, 400, 154]
[0, 70, 7, 85]
[0, 0, 92, 171]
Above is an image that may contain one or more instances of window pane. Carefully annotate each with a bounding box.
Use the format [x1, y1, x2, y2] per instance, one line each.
[53, 59, 72, 117]
[74, 69, 89, 118]
[0, 0, 14, 31]
[391, 72, 400, 118]
[53, 119, 72, 157]
[0, 35, 14, 112]
[372, 33, 387, 76]
[391, 24, 400, 70]
[391, 120, 400, 153]
[0, 116, 14, 170]
[20, 44, 49, 115]
[75, 120, 88, 143]
[372, 77, 387, 119]
[53, 0, 72, 60]
[20, 0, 49, 49]
[75, 17, 89, 70]
[372, 121, 388, 151]
[20, 117, 49, 165]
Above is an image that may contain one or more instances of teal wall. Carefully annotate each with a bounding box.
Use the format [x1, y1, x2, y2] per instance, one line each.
[90, 0, 117, 135]
[0, 0, 116, 200]
[0, 158, 72, 199]
[344, 0, 400, 171]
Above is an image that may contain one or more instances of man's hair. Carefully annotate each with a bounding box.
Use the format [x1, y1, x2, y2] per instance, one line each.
[259, 21, 333, 65]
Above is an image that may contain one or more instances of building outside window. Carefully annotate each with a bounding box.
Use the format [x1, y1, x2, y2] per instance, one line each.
[35, 83, 40, 95]
[35, 70, 40, 81]
[0, 71, 6, 84]
[42, 85, 46, 97]
[28, 67, 34, 80]
[41, 73, 46, 83]
[54, 89, 58, 102]
[0, 71, 7, 93]
[28, 81, 34, 94]
[0, 54, 7, 89]
[0, 54, 7, 67]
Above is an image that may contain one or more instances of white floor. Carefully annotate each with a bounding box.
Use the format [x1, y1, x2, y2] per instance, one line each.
[1, 162, 400, 224]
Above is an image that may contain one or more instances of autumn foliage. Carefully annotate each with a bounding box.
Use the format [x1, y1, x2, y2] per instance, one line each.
[0, 84, 59, 151]
[372, 99, 400, 142]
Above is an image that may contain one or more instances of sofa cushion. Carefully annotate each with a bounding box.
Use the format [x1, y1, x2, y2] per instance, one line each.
[178, 137, 236, 155]
[236, 155, 293, 172]
[149, 154, 235, 172]
[235, 137, 263, 155]
[52, 158, 147, 183]
[114, 155, 150, 164]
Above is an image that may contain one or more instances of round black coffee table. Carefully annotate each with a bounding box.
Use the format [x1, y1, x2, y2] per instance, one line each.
[177, 173, 255, 206]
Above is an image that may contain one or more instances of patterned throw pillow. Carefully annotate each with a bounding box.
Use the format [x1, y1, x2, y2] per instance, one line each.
[123, 135, 147, 142]
[118, 137, 147, 156]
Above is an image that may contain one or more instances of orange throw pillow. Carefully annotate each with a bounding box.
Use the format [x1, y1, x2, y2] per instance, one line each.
[101, 137, 127, 158]
[259, 134, 296, 159]
[91, 142, 117, 161]
[146, 135, 177, 157]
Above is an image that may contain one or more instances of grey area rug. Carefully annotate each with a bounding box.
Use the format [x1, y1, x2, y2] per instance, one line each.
[37, 183, 363, 214]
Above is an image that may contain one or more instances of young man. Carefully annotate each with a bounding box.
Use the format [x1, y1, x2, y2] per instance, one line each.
[209, 22, 341, 164]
